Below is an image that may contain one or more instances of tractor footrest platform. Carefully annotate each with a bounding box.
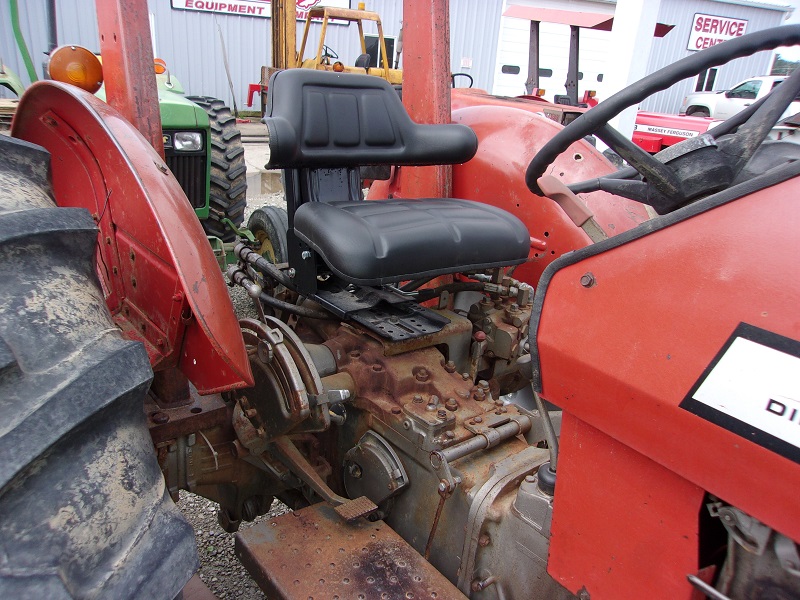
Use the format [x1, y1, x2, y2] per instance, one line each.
[235, 502, 467, 600]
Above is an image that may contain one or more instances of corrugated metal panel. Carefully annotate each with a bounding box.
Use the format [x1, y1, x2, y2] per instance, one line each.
[450, 0, 503, 92]
[643, 0, 788, 113]
[0, 0, 50, 92]
[147, 1, 270, 109]
[2, 0, 792, 111]
[1, 1, 503, 105]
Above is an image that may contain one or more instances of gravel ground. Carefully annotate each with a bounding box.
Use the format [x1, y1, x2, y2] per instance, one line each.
[177, 190, 289, 599]
[177, 493, 289, 599]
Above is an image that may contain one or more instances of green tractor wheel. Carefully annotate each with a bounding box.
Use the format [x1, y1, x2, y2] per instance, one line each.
[186, 96, 247, 242]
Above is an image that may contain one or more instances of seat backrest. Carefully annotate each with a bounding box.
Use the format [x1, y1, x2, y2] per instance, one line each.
[354, 53, 371, 69]
[263, 69, 478, 170]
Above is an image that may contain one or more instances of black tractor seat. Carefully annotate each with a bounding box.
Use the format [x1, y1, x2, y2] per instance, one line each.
[262, 69, 529, 337]
[294, 198, 529, 286]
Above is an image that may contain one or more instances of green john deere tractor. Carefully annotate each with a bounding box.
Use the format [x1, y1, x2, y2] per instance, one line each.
[148, 67, 247, 243]
[48, 47, 249, 244]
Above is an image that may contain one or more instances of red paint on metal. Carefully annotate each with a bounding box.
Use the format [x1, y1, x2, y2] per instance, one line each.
[634, 111, 719, 152]
[448, 104, 649, 286]
[398, 0, 451, 199]
[549, 413, 704, 598]
[538, 180, 800, 551]
[13, 82, 253, 394]
[96, 0, 165, 156]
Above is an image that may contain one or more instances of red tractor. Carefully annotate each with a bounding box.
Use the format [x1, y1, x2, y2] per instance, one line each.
[0, 2, 797, 599]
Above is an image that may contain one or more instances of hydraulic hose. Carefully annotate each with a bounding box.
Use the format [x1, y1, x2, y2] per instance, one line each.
[9, 0, 38, 83]
[227, 265, 331, 320]
[234, 242, 295, 289]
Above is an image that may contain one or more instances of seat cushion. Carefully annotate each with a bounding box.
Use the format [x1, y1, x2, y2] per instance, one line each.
[294, 199, 530, 286]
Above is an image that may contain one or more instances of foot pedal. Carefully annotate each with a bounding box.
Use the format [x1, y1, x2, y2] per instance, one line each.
[334, 495, 377, 521]
[236, 502, 468, 600]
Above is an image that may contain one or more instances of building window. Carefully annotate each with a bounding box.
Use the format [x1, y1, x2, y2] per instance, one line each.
[695, 68, 718, 92]
[364, 35, 395, 69]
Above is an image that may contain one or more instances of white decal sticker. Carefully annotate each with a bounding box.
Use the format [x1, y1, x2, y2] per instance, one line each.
[692, 337, 800, 451]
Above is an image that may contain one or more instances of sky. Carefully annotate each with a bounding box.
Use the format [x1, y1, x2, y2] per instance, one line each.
[775, 0, 800, 60]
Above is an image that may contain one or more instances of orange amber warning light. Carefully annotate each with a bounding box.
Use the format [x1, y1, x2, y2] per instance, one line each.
[48, 45, 103, 93]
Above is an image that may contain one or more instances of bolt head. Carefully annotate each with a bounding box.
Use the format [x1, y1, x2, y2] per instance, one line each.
[580, 272, 596, 287]
[301, 250, 312, 260]
[437, 409, 447, 419]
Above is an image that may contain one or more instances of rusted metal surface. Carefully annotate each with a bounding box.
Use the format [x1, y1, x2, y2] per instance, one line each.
[12, 82, 253, 394]
[181, 574, 218, 600]
[236, 502, 467, 599]
[144, 386, 227, 446]
[271, 436, 377, 521]
[96, 0, 164, 156]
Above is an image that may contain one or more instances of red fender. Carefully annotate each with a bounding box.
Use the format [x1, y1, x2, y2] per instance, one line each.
[12, 81, 252, 394]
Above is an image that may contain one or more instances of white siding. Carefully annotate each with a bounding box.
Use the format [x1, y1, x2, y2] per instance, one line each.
[492, 0, 615, 100]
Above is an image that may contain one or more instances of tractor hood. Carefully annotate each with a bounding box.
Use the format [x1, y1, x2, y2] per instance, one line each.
[95, 73, 209, 130]
[0, 63, 25, 97]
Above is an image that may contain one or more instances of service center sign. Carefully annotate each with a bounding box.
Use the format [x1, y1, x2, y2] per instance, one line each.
[687, 13, 748, 51]
[171, 0, 348, 19]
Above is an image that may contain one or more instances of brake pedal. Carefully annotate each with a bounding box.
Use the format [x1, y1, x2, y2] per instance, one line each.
[272, 436, 377, 521]
[334, 495, 378, 521]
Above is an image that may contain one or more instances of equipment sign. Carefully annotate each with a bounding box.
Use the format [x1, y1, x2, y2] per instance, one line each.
[687, 14, 748, 51]
[171, 0, 348, 19]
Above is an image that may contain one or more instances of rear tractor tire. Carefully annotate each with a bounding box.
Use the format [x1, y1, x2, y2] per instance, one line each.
[187, 96, 248, 242]
[0, 136, 198, 599]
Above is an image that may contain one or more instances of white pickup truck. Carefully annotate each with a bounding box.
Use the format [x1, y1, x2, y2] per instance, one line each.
[679, 75, 800, 119]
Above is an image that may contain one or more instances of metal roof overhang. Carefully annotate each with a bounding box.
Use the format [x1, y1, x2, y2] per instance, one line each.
[502, 6, 674, 37]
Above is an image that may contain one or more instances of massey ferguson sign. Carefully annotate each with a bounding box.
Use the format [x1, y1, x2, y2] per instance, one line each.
[687, 13, 748, 51]
[171, 0, 348, 19]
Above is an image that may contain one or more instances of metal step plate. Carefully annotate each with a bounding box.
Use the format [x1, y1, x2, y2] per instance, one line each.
[235, 502, 467, 600]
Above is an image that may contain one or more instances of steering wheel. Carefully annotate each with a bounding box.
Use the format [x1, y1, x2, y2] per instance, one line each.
[526, 26, 800, 215]
[322, 45, 339, 60]
[451, 72, 474, 89]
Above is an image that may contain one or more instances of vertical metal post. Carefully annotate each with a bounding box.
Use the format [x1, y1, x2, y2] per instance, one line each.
[46, 0, 58, 52]
[565, 25, 580, 106]
[96, 0, 164, 157]
[399, 0, 451, 198]
[525, 20, 540, 95]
